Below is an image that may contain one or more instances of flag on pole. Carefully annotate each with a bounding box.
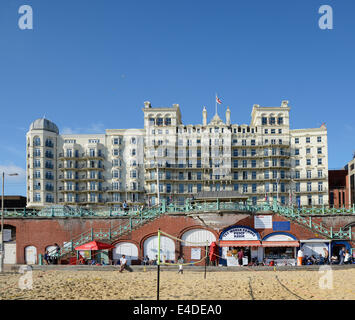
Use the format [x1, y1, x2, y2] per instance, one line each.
[216, 95, 222, 105]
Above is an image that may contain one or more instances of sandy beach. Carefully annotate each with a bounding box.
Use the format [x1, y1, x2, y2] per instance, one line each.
[0, 267, 354, 300]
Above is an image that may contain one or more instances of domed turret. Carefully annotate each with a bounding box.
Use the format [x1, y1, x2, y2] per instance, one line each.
[29, 118, 59, 134]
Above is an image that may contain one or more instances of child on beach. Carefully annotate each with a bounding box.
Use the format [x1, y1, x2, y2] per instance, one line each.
[178, 256, 184, 274]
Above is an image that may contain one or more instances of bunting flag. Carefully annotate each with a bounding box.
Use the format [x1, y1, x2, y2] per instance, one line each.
[216, 95, 222, 104]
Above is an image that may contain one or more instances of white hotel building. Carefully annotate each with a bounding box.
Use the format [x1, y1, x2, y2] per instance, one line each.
[26, 100, 329, 209]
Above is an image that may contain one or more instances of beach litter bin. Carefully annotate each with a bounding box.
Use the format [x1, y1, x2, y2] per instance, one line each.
[38, 254, 43, 265]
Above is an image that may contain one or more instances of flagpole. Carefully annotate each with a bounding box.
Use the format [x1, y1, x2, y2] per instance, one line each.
[215, 93, 217, 115]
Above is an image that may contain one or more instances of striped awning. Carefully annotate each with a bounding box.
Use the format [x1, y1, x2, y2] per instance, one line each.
[218, 240, 261, 247]
[261, 241, 300, 247]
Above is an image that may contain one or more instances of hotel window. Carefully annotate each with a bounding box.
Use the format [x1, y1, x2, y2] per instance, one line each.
[307, 170, 312, 178]
[197, 172, 202, 180]
[262, 117, 267, 125]
[179, 172, 184, 180]
[251, 149, 256, 156]
[281, 196, 285, 204]
[252, 171, 257, 180]
[242, 140, 246, 146]
[318, 182, 323, 192]
[264, 129, 268, 134]
[166, 171, 171, 180]
[271, 129, 275, 134]
[264, 159, 269, 167]
[307, 182, 312, 192]
[165, 118, 171, 126]
[280, 159, 285, 167]
[243, 171, 248, 180]
[272, 159, 277, 167]
[306, 148, 311, 154]
[272, 148, 277, 156]
[233, 172, 239, 180]
[269, 117, 275, 125]
[197, 184, 202, 192]
[242, 160, 247, 168]
[166, 184, 171, 193]
[130, 170, 137, 178]
[264, 149, 268, 156]
[273, 183, 277, 192]
[156, 118, 163, 126]
[131, 137, 136, 144]
[278, 129, 282, 134]
[296, 183, 300, 192]
[179, 184, 184, 193]
[131, 149, 136, 156]
[34, 170, 41, 178]
[306, 159, 311, 166]
[188, 184, 193, 193]
[295, 171, 300, 178]
[306, 137, 311, 143]
[278, 117, 283, 125]
[318, 158, 322, 165]
[89, 149, 95, 157]
[318, 195, 323, 205]
[280, 183, 285, 192]
[34, 159, 41, 168]
[34, 149, 41, 157]
[317, 136, 322, 143]
[265, 182, 269, 192]
[149, 118, 155, 126]
[251, 160, 256, 168]
[264, 171, 269, 179]
[295, 138, 299, 144]
[317, 147, 322, 154]
[34, 137, 41, 146]
[295, 159, 300, 166]
[271, 139, 276, 145]
[233, 184, 239, 191]
[243, 184, 248, 193]
[242, 149, 247, 156]
[233, 149, 239, 156]
[265, 139, 269, 144]
[233, 160, 239, 168]
[278, 139, 283, 145]
[272, 170, 277, 179]
[113, 193, 120, 202]
[113, 138, 119, 145]
[112, 182, 120, 190]
[280, 171, 285, 179]
[251, 140, 256, 146]
[34, 193, 41, 202]
[151, 184, 156, 192]
[90, 193, 96, 202]
[318, 170, 323, 178]
[112, 170, 119, 178]
[252, 184, 257, 193]
[295, 149, 299, 155]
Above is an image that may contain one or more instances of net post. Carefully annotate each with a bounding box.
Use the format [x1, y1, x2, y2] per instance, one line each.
[157, 228, 161, 301]
[204, 240, 208, 279]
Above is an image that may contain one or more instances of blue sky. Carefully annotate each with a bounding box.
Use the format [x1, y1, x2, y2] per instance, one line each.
[0, 0, 354, 196]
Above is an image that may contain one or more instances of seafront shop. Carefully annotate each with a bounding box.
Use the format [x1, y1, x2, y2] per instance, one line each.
[218, 225, 300, 266]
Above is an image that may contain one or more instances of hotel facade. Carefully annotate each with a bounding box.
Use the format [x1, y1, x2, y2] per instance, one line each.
[26, 100, 329, 210]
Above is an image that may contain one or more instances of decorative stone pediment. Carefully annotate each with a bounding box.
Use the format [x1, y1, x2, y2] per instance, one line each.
[209, 113, 224, 125]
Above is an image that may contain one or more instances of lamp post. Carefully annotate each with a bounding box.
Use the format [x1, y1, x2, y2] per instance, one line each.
[1, 172, 18, 273]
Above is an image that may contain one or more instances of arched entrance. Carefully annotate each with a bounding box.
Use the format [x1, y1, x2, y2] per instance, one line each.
[113, 242, 139, 265]
[2, 224, 16, 265]
[143, 235, 175, 263]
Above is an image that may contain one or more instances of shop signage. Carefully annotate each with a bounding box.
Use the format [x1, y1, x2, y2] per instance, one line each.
[255, 216, 272, 229]
[221, 227, 258, 241]
[272, 221, 290, 231]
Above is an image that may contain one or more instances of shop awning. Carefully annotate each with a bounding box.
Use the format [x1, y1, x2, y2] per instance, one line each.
[218, 240, 261, 247]
[75, 241, 115, 251]
[261, 241, 299, 247]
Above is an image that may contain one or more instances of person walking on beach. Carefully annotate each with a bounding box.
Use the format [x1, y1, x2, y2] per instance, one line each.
[237, 249, 244, 266]
[178, 255, 184, 274]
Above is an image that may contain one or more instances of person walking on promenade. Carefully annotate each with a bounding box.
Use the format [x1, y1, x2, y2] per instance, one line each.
[339, 247, 345, 265]
[344, 250, 351, 264]
[178, 255, 184, 274]
[297, 248, 304, 266]
[323, 248, 329, 264]
[237, 249, 244, 266]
